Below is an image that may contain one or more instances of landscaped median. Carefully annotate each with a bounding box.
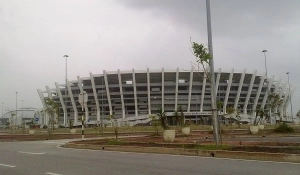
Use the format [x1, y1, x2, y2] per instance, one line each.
[64, 139, 300, 163]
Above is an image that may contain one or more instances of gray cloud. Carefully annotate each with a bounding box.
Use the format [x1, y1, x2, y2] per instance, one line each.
[0, 0, 299, 118]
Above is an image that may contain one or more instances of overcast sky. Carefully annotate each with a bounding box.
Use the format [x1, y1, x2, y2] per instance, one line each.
[1, 0, 299, 117]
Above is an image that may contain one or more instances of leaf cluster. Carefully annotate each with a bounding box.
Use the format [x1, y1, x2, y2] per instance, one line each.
[192, 42, 211, 64]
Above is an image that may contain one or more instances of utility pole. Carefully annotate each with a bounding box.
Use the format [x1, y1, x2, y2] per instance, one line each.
[63, 55, 69, 127]
[206, 0, 220, 145]
[16, 92, 18, 127]
[286, 72, 293, 122]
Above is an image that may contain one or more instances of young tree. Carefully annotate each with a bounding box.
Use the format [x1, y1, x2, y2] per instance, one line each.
[268, 93, 283, 122]
[178, 105, 185, 126]
[156, 108, 168, 130]
[149, 115, 160, 136]
[173, 110, 179, 126]
[44, 99, 60, 133]
[226, 106, 235, 126]
[191, 40, 220, 144]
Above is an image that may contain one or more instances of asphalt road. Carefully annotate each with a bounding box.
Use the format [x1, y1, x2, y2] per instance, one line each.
[0, 138, 299, 175]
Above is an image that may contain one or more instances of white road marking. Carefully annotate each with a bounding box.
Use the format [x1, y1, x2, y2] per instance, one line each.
[46, 172, 62, 175]
[46, 172, 61, 175]
[0, 164, 16, 168]
[19, 151, 46, 155]
[43, 141, 66, 145]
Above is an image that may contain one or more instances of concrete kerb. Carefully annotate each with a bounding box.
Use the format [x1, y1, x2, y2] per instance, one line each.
[64, 143, 300, 163]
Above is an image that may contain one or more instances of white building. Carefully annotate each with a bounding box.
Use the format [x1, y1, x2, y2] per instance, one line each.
[38, 68, 295, 126]
[0, 108, 42, 127]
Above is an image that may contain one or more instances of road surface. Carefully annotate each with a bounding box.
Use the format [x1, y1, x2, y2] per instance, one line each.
[0, 138, 299, 175]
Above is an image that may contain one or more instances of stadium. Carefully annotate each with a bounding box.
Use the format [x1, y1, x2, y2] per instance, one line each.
[37, 68, 294, 126]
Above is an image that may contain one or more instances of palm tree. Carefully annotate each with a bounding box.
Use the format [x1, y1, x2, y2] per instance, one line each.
[157, 108, 168, 130]
[178, 105, 185, 126]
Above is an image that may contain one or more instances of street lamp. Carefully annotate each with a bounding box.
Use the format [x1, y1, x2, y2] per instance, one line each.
[22, 100, 24, 125]
[1, 102, 3, 120]
[286, 72, 293, 122]
[63, 55, 69, 127]
[262, 50, 268, 79]
[16, 92, 18, 127]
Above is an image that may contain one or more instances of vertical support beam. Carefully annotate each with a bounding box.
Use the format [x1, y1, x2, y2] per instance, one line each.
[132, 69, 138, 117]
[273, 78, 282, 94]
[90, 73, 100, 122]
[162, 68, 165, 111]
[118, 70, 125, 119]
[215, 68, 221, 96]
[104, 70, 112, 115]
[46, 86, 53, 100]
[37, 89, 48, 125]
[223, 69, 234, 113]
[77, 76, 89, 122]
[175, 68, 179, 111]
[55, 83, 67, 125]
[243, 70, 257, 115]
[187, 68, 193, 112]
[67, 79, 78, 124]
[279, 83, 287, 99]
[234, 69, 246, 110]
[147, 68, 151, 115]
[252, 74, 266, 110]
[261, 75, 274, 109]
[200, 73, 206, 112]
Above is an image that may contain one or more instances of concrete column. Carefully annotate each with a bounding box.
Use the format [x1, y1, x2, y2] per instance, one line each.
[162, 68, 165, 111]
[200, 73, 206, 112]
[132, 69, 138, 117]
[252, 73, 266, 110]
[223, 69, 234, 113]
[187, 68, 193, 112]
[261, 75, 274, 109]
[118, 70, 125, 119]
[46, 86, 53, 100]
[90, 73, 100, 121]
[54, 83, 67, 126]
[147, 68, 151, 115]
[77, 76, 89, 123]
[243, 70, 257, 115]
[234, 69, 245, 110]
[215, 68, 221, 95]
[66, 79, 78, 125]
[104, 70, 112, 115]
[37, 89, 48, 125]
[175, 68, 179, 111]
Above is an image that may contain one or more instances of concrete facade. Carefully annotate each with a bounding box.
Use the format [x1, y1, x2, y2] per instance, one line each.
[38, 68, 295, 126]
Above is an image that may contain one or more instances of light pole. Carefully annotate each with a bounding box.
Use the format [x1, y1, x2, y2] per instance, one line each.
[262, 50, 268, 79]
[63, 55, 69, 127]
[206, 0, 220, 145]
[1, 102, 3, 121]
[262, 50, 272, 124]
[22, 100, 24, 125]
[16, 92, 18, 127]
[286, 72, 293, 122]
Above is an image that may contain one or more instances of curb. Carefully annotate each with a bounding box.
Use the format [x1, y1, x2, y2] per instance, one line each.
[64, 143, 300, 163]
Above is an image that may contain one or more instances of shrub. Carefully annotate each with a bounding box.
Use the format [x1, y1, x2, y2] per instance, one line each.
[274, 123, 294, 133]
[43, 125, 48, 129]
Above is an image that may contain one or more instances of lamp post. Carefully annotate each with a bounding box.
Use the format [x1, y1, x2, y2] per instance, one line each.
[262, 50, 268, 79]
[63, 55, 69, 127]
[262, 50, 272, 124]
[286, 72, 293, 122]
[16, 92, 18, 127]
[206, 0, 219, 145]
[22, 100, 23, 125]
